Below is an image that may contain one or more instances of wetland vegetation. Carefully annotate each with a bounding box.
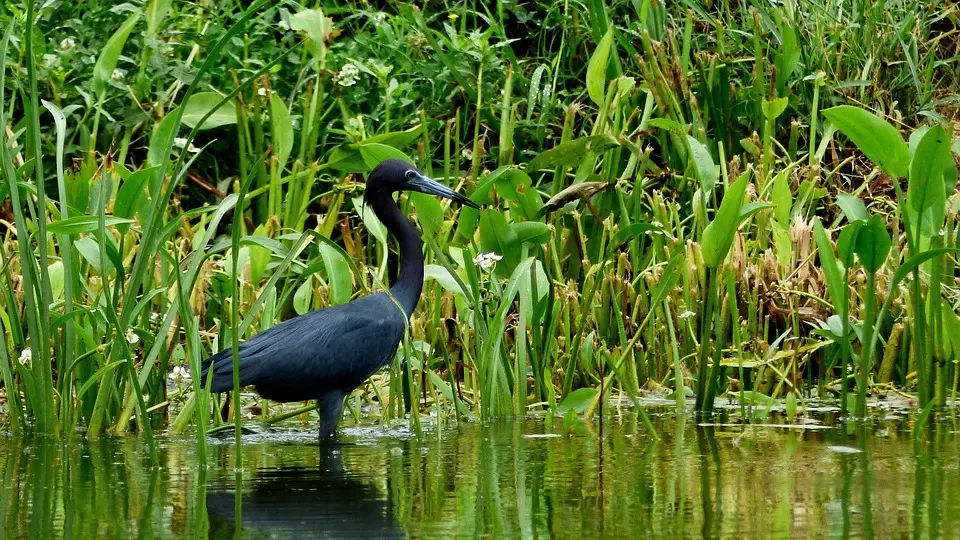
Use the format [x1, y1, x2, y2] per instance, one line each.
[0, 0, 959, 535]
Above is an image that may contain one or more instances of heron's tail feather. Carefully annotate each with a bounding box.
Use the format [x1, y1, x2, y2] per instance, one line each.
[200, 344, 265, 393]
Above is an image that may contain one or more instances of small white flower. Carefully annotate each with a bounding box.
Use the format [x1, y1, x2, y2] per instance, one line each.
[347, 115, 362, 130]
[678, 310, 696, 320]
[472, 252, 503, 271]
[150, 313, 161, 323]
[257, 87, 267, 97]
[374, 12, 387, 25]
[337, 63, 360, 87]
[59, 38, 76, 51]
[111, 68, 125, 82]
[125, 328, 139, 344]
[173, 137, 200, 153]
[169, 365, 192, 383]
[18, 348, 32, 366]
[461, 148, 473, 160]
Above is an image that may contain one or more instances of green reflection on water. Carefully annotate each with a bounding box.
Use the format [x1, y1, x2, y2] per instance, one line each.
[2, 412, 959, 539]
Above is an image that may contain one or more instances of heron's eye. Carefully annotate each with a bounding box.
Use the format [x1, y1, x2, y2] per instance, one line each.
[405, 170, 417, 181]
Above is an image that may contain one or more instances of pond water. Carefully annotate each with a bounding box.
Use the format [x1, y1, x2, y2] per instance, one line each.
[2, 410, 959, 538]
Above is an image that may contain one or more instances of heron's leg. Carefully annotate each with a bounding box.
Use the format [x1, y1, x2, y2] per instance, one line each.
[317, 390, 346, 438]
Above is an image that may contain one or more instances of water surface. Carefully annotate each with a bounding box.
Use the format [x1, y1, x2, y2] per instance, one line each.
[2, 411, 959, 538]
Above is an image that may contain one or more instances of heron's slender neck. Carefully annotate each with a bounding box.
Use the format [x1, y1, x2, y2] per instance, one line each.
[367, 188, 423, 318]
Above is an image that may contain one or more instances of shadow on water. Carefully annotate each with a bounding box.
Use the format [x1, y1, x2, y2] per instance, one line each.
[205, 442, 402, 538]
[2, 410, 960, 538]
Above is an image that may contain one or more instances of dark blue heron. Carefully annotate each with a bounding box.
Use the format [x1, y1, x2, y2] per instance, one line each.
[201, 159, 479, 437]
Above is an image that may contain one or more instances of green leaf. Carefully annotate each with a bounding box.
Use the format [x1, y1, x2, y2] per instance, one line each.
[613, 222, 660, 247]
[293, 277, 313, 315]
[181, 92, 237, 130]
[836, 193, 868, 223]
[145, 0, 173, 35]
[290, 8, 333, 58]
[352, 196, 386, 244]
[771, 169, 792, 227]
[525, 135, 619, 173]
[906, 124, 949, 238]
[837, 222, 862, 268]
[47, 216, 134, 235]
[854, 215, 891, 274]
[424, 264, 466, 297]
[556, 387, 599, 414]
[410, 191, 444, 238]
[702, 171, 750, 268]
[93, 13, 141, 95]
[478, 209, 520, 276]
[114, 167, 159, 229]
[319, 243, 354, 306]
[822, 105, 909, 178]
[358, 143, 412, 170]
[491, 167, 541, 221]
[687, 136, 718, 194]
[762, 97, 789, 120]
[48, 261, 64, 302]
[738, 201, 774, 224]
[813, 220, 845, 309]
[357, 124, 423, 149]
[269, 93, 294, 167]
[148, 110, 180, 167]
[586, 26, 615, 106]
[511, 221, 552, 245]
[75, 237, 107, 275]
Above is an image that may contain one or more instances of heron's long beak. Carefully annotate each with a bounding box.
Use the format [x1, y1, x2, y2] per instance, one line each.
[407, 172, 480, 209]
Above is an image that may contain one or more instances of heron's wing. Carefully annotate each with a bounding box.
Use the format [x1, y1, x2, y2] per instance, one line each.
[201, 293, 407, 399]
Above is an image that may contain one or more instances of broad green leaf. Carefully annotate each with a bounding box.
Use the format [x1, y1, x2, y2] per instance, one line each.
[837, 222, 862, 268]
[687, 136, 718, 193]
[822, 105, 909, 178]
[47, 215, 134, 235]
[738, 201, 774, 224]
[525, 135, 619, 173]
[613, 222, 660, 247]
[702, 171, 750, 268]
[148, 110, 180, 167]
[511, 221, 552, 245]
[114, 167, 159, 228]
[93, 13, 141, 95]
[247, 226, 270, 285]
[586, 26, 615, 106]
[352, 196, 386, 245]
[556, 387, 598, 414]
[410, 191, 444, 238]
[319, 243, 353, 306]
[48, 261, 64, 302]
[269, 93, 294, 167]
[358, 143, 412, 170]
[75, 237, 106, 275]
[854, 215, 891, 273]
[836, 193, 868, 223]
[771, 169, 792, 227]
[762, 97, 789, 120]
[491, 167, 541, 221]
[181, 92, 237, 130]
[357, 124, 423, 149]
[424, 264, 466, 297]
[293, 277, 313, 315]
[145, 0, 172, 35]
[813, 220, 844, 309]
[906, 124, 949, 238]
[290, 8, 333, 58]
[478, 209, 520, 276]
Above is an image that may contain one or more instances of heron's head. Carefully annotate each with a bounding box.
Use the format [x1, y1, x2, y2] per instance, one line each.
[367, 159, 479, 209]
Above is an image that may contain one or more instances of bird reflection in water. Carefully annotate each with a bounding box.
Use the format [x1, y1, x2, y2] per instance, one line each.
[205, 443, 403, 539]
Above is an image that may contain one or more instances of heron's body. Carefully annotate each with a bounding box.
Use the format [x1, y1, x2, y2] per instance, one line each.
[201, 159, 477, 437]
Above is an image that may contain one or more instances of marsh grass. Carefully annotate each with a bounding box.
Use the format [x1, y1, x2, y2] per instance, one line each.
[0, 0, 957, 446]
